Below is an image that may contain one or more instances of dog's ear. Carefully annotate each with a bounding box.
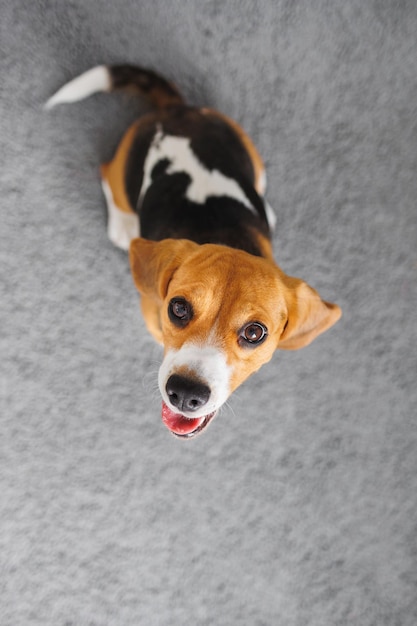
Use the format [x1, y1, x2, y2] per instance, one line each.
[277, 276, 342, 350]
[129, 238, 198, 301]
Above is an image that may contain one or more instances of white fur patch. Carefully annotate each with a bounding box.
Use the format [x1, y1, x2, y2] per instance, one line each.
[101, 179, 140, 250]
[158, 344, 232, 418]
[139, 129, 256, 213]
[256, 171, 276, 230]
[44, 65, 111, 109]
[265, 200, 277, 231]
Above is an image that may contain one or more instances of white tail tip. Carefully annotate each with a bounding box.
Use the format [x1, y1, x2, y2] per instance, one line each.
[44, 65, 112, 110]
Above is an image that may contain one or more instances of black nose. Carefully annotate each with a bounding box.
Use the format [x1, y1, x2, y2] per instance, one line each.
[166, 374, 210, 413]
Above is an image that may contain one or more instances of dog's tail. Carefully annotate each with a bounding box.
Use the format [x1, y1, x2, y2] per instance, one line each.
[45, 64, 185, 110]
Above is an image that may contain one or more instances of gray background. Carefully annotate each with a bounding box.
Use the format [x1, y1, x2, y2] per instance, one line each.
[1, 1, 416, 624]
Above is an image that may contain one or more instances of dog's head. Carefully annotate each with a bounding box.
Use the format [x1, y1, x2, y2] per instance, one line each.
[129, 238, 341, 438]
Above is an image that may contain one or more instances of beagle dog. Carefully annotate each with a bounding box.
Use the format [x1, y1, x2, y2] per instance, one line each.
[46, 64, 341, 439]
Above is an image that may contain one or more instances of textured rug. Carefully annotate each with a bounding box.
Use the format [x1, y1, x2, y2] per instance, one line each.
[1, 1, 416, 624]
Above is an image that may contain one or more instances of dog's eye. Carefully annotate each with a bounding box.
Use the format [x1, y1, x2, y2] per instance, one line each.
[168, 298, 193, 327]
[239, 322, 268, 346]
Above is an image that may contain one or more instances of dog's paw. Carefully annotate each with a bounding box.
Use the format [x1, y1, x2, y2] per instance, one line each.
[107, 210, 140, 251]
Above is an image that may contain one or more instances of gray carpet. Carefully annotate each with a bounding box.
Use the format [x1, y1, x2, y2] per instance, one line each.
[1, 1, 416, 624]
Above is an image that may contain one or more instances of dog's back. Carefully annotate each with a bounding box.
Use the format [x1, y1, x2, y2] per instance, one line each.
[46, 65, 274, 256]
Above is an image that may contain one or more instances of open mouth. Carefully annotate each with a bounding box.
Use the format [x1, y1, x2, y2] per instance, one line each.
[161, 402, 216, 439]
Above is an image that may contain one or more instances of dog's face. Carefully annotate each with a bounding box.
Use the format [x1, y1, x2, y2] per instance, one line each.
[130, 238, 341, 438]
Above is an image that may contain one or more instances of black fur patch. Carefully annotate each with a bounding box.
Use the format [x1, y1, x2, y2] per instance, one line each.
[139, 171, 268, 257]
[109, 65, 184, 103]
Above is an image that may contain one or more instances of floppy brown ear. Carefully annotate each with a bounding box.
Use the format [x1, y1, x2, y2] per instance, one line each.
[129, 238, 198, 301]
[277, 276, 342, 350]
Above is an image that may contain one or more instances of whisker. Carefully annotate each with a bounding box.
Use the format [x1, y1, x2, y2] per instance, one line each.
[223, 399, 237, 420]
[140, 369, 159, 390]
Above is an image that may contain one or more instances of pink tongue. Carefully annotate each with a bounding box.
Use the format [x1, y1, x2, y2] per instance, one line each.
[162, 402, 205, 435]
